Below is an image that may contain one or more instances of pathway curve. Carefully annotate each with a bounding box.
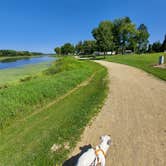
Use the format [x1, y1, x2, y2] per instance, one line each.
[70, 61, 166, 166]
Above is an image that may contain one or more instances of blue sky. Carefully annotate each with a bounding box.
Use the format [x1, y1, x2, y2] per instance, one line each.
[0, 0, 165, 53]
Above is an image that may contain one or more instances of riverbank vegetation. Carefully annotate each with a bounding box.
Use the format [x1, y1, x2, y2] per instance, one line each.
[0, 50, 43, 57]
[0, 57, 108, 165]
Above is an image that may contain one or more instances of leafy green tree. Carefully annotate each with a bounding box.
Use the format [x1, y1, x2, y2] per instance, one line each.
[119, 17, 137, 54]
[137, 24, 150, 53]
[161, 34, 166, 51]
[147, 44, 153, 53]
[112, 17, 137, 54]
[127, 30, 139, 53]
[54, 47, 61, 55]
[152, 41, 162, 52]
[82, 40, 96, 55]
[112, 18, 122, 53]
[61, 43, 75, 55]
[75, 41, 84, 54]
[92, 21, 114, 55]
[54, 17, 151, 56]
[0, 50, 37, 57]
[75, 40, 97, 55]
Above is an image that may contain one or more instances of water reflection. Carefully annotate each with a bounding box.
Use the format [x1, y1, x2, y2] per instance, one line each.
[0, 56, 56, 69]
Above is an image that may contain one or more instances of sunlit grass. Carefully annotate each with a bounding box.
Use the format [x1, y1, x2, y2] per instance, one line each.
[105, 53, 166, 80]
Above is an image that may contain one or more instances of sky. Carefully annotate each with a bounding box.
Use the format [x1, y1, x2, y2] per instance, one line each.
[0, 0, 165, 53]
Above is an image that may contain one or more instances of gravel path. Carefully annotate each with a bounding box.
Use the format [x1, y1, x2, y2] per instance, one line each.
[69, 61, 166, 166]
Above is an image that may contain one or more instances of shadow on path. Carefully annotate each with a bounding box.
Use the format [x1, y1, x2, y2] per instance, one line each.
[63, 144, 92, 166]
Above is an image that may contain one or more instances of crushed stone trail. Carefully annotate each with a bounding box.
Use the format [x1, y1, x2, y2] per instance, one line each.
[70, 60, 166, 166]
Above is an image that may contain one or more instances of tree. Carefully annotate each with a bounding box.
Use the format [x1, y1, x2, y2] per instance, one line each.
[137, 24, 150, 53]
[120, 17, 138, 54]
[82, 40, 96, 55]
[75, 41, 84, 55]
[75, 40, 97, 55]
[92, 21, 114, 55]
[112, 18, 122, 53]
[0, 50, 37, 57]
[152, 41, 162, 52]
[61, 43, 75, 55]
[54, 47, 61, 55]
[127, 33, 138, 52]
[112, 17, 137, 54]
[147, 44, 153, 53]
[54, 17, 151, 56]
[161, 34, 166, 51]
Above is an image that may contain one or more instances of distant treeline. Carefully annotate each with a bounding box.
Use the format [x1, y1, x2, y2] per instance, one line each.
[0, 50, 43, 57]
[54, 17, 166, 55]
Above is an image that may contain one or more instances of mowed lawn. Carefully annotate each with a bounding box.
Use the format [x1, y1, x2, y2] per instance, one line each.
[105, 53, 166, 81]
[0, 62, 51, 86]
[0, 57, 108, 165]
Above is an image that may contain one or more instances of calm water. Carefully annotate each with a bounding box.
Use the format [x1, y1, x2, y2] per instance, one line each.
[0, 56, 56, 70]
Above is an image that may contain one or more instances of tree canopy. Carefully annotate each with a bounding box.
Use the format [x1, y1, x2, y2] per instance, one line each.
[151, 41, 162, 52]
[75, 40, 96, 55]
[54, 17, 166, 55]
[60, 43, 75, 55]
[92, 21, 114, 54]
[91, 17, 150, 54]
[54, 47, 61, 55]
[137, 24, 150, 53]
[113, 17, 138, 54]
[162, 34, 166, 51]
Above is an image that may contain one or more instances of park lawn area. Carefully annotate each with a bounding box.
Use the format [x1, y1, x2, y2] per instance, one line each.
[105, 53, 166, 81]
[0, 62, 51, 86]
[0, 57, 108, 165]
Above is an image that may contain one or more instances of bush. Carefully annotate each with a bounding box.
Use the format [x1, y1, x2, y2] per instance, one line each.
[44, 57, 85, 75]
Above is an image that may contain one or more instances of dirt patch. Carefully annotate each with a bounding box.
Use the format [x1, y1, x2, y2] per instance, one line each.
[154, 64, 166, 69]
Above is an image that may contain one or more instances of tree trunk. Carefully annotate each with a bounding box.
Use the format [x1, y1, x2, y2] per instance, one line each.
[104, 51, 106, 59]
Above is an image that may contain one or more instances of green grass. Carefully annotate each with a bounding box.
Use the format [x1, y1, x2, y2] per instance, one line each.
[0, 57, 108, 165]
[0, 62, 51, 86]
[104, 53, 166, 81]
[0, 57, 101, 128]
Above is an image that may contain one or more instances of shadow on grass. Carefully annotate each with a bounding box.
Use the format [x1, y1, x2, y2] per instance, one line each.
[90, 56, 106, 60]
[78, 55, 106, 61]
[63, 144, 92, 166]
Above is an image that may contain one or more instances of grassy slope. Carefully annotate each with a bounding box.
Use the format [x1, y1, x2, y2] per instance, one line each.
[0, 62, 51, 86]
[0, 58, 99, 128]
[0, 57, 108, 165]
[104, 53, 166, 81]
